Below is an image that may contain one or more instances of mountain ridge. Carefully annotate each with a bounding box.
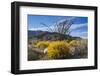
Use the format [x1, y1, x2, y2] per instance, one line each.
[28, 30, 81, 40]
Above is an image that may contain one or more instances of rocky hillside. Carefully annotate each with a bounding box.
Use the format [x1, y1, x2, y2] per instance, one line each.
[28, 30, 81, 41]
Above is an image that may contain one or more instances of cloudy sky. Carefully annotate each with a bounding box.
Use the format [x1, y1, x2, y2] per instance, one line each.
[28, 15, 88, 39]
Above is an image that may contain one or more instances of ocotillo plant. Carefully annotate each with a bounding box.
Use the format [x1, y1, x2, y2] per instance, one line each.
[40, 17, 76, 35]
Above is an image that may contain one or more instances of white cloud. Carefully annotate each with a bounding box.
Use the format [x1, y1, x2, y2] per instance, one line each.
[29, 25, 54, 32]
[70, 23, 87, 30]
[70, 23, 88, 39]
[29, 27, 48, 31]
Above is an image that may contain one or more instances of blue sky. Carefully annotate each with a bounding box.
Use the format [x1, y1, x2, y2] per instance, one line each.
[28, 15, 88, 39]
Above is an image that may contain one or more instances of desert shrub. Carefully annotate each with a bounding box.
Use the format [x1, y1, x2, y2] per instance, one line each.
[69, 40, 79, 46]
[32, 40, 40, 48]
[66, 39, 73, 43]
[36, 41, 50, 50]
[48, 41, 71, 59]
[69, 39, 87, 57]
[78, 39, 87, 55]
[33, 40, 39, 45]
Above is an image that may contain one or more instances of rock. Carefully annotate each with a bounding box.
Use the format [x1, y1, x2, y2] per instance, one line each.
[44, 48, 48, 54]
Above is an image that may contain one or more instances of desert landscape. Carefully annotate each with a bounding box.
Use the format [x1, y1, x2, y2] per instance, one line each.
[28, 15, 88, 61]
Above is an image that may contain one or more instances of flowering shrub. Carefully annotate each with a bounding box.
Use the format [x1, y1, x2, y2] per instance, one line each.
[48, 41, 71, 59]
[36, 41, 50, 50]
[34, 39, 87, 59]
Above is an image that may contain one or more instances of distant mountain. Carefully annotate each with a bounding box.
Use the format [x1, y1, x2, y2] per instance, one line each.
[28, 30, 45, 37]
[28, 30, 81, 40]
